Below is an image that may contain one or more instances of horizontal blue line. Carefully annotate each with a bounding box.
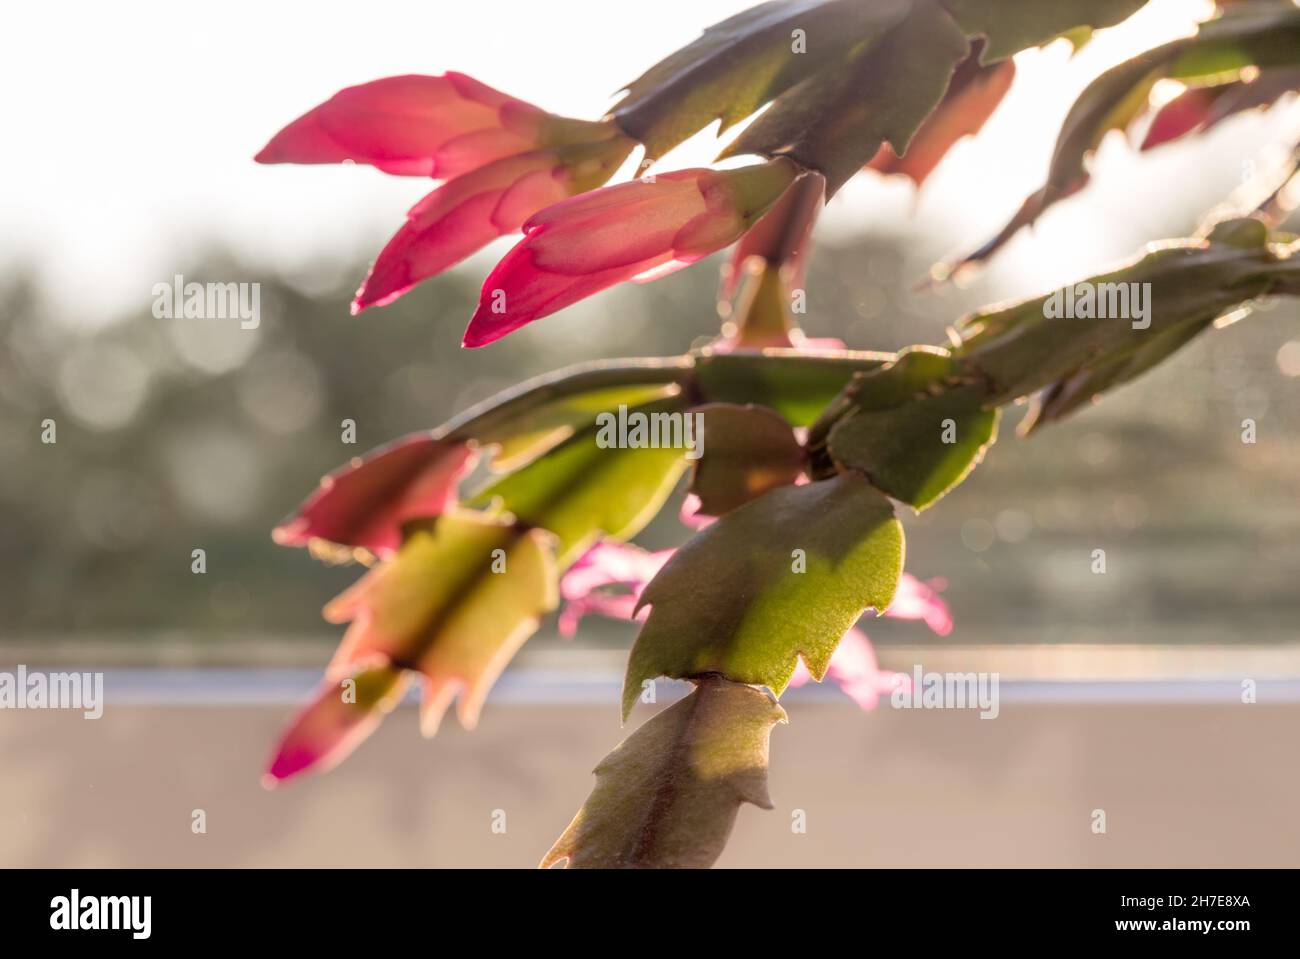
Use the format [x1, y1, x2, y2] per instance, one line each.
[24, 669, 1300, 707]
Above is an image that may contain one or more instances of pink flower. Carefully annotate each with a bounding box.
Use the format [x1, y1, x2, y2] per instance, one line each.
[258, 73, 634, 310]
[786, 628, 906, 711]
[462, 158, 800, 347]
[272, 434, 475, 558]
[558, 541, 953, 710]
[352, 137, 633, 313]
[255, 72, 610, 178]
[557, 542, 673, 637]
[677, 493, 716, 530]
[881, 572, 953, 637]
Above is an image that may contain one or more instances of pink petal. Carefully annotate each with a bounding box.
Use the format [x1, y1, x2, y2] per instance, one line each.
[521, 169, 707, 230]
[463, 243, 673, 347]
[561, 542, 673, 598]
[530, 175, 715, 275]
[883, 572, 953, 636]
[255, 73, 545, 178]
[788, 628, 911, 712]
[678, 493, 717, 529]
[825, 629, 907, 711]
[273, 435, 474, 557]
[557, 592, 645, 638]
[463, 161, 797, 347]
[353, 152, 572, 312]
[556, 542, 674, 637]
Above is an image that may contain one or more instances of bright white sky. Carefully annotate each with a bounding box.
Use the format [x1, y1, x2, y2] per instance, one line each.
[3, 0, 1296, 325]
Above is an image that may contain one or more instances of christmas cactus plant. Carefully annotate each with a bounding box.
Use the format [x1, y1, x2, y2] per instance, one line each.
[255, 0, 1300, 866]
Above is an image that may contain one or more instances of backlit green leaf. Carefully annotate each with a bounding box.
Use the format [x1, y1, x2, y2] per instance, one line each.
[818, 348, 999, 510]
[723, 0, 971, 194]
[957, 218, 1299, 407]
[542, 675, 786, 869]
[694, 348, 891, 424]
[442, 357, 692, 445]
[613, 0, 909, 163]
[941, 0, 1148, 63]
[469, 399, 690, 565]
[474, 383, 682, 473]
[622, 472, 903, 719]
[324, 507, 558, 736]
